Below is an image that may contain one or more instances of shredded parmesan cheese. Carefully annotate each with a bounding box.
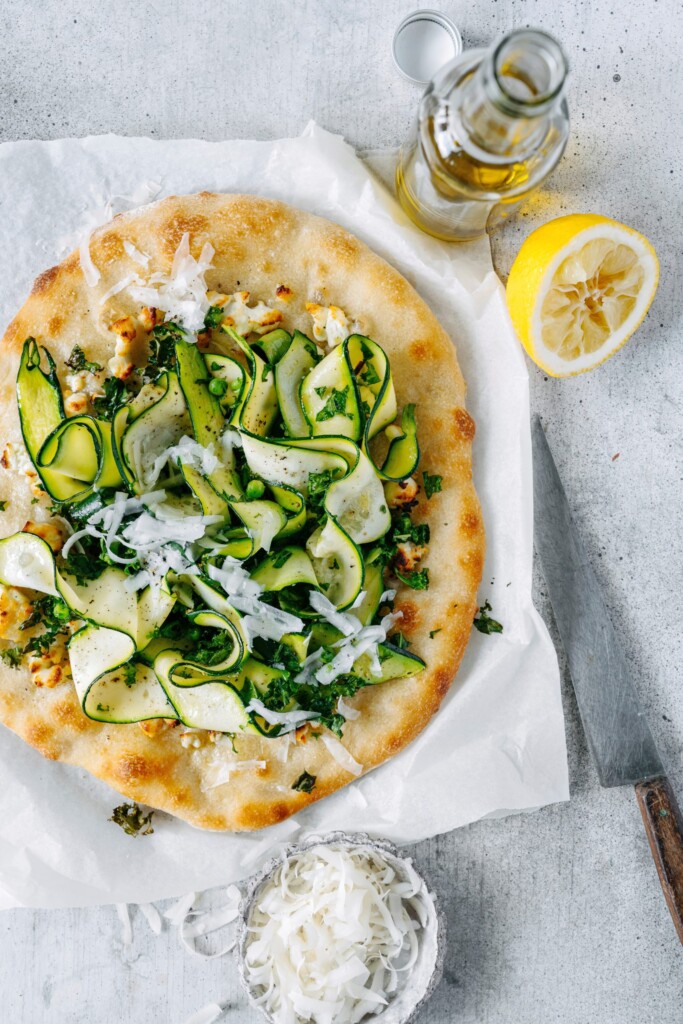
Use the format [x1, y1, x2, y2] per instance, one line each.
[128, 232, 214, 333]
[243, 844, 429, 1024]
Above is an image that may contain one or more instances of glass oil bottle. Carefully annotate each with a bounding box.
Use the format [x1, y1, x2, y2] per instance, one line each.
[396, 29, 570, 241]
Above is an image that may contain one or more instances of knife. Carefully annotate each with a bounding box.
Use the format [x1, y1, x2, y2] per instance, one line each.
[532, 416, 683, 943]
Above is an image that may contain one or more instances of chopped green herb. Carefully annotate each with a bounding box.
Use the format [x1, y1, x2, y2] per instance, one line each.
[20, 595, 70, 655]
[395, 567, 430, 591]
[361, 362, 380, 386]
[292, 771, 317, 793]
[65, 345, 102, 374]
[392, 512, 429, 546]
[145, 321, 184, 381]
[429, 629, 442, 639]
[0, 647, 23, 668]
[30, 497, 39, 505]
[473, 601, 503, 635]
[423, 472, 443, 499]
[204, 305, 225, 330]
[92, 376, 128, 419]
[271, 548, 293, 569]
[390, 632, 411, 650]
[62, 549, 108, 585]
[316, 386, 350, 422]
[96, 703, 111, 712]
[109, 802, 155, 837]
[123, 661, 137, 687]
[314, 386, 327, 398]
[308, 469, 335, 515]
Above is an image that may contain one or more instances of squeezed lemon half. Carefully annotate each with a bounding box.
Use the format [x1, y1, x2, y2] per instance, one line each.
[506, 214, 659, 377]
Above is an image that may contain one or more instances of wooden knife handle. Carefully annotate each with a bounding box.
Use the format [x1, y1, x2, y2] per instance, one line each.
[635, 775, 683, 943]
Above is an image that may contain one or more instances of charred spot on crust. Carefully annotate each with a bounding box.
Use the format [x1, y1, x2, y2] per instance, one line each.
[409, 339, 435, 361]
[325, 232, 360, 266]
[160, 214, 211, 258]
[453, 407, 476, 441]
[433, 667, 453, 699]
[460, 509, 481, 534]
[33, 265, 60, 294]
[25, 721, 55, 752]
[53, 699, 88, 731]
[113, 752, 160, 784]
[95, 232, 126, 262]
[393, 599, 419, 632]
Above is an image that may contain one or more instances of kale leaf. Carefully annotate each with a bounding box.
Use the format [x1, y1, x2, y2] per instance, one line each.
[109, 802, 155, 837]
[92, 376, 128, 419]
[62, 548, 108, 585]
[65, 345, 102, 374]
[423, 471, 443, 499]
[204, 305, 225, 330]
[0, 647, 23, 669]
[473, 600, 504, 635]
[292, 771, 317, 793]
[394, 567, 430, 591]
[20, 595, 69, 655]
[145, 321, 184, 380]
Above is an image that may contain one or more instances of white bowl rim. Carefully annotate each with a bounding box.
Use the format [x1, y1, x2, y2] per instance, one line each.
[234, 830, 447, 1024]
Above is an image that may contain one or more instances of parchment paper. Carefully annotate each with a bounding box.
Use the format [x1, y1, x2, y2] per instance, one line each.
[0, 123, 568, 909]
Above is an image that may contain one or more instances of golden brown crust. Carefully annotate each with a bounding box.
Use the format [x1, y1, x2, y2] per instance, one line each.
[0, 192, 485, 830]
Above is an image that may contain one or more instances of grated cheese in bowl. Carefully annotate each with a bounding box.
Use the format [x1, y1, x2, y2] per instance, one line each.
[236, 834, 443, 1024]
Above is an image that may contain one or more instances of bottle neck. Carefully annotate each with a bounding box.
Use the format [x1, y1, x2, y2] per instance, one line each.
[455, 30, 568, 158]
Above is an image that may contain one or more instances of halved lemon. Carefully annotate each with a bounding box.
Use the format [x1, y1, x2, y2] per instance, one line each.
[506, 214, 659, 377]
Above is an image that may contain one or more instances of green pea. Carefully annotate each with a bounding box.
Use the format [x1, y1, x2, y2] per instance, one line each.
[246, 479, 265, 500]
[230, 378, 242, 393]
[208, 378, 228, 397]
[53, 600, 70, 622]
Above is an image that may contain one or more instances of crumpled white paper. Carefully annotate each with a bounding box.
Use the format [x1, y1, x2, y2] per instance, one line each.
[0, 123, 568, 909]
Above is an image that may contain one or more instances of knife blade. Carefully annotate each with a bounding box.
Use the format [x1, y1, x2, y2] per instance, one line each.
[532, 416, 683, 943]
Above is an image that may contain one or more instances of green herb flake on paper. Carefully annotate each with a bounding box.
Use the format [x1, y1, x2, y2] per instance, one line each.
[0, 500, 7, 512]
[423, 472, 443, 499]
[473, 600, 503, 635]
[429, 629, 442, 639]
[109, 802, 155, 837]
[292, 771, 317, 793]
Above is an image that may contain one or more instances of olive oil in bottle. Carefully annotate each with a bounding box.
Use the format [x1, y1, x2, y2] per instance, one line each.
[397, 29, 570, 241]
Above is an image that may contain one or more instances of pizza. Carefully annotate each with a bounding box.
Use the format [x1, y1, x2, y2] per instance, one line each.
[0, 193, 484, 830]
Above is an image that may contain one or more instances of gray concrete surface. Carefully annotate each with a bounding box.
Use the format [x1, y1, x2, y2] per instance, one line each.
[0, 0, 682, 1021]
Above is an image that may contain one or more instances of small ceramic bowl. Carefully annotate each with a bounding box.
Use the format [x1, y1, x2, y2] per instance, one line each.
[235, 831, 446, 1024]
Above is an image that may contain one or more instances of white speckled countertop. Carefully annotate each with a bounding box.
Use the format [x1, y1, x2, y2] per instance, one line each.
[1, 1, 681, 1021]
